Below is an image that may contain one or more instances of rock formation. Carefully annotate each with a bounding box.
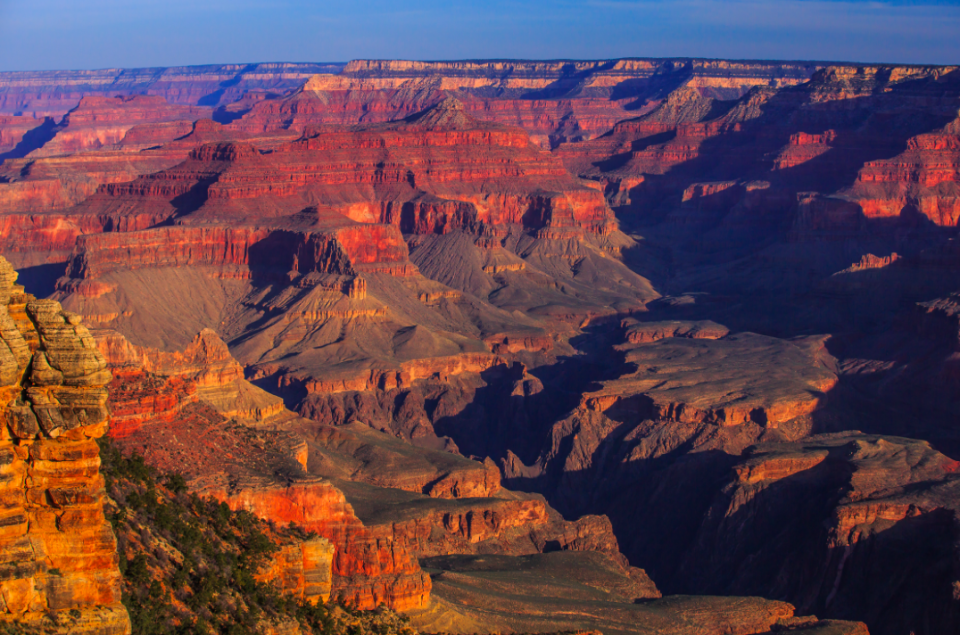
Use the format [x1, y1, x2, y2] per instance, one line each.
[42, 98, 655, 436]
[28, 95, 209, 158]
[674, 433, 960, 635]
[90, 325, 657, 614]
[0, 255, 129, 633]
[9, 55, 960, 633]
[91, 326, 430, 611]
[230, 58, 820, 147]
[0, 63, 345, 118]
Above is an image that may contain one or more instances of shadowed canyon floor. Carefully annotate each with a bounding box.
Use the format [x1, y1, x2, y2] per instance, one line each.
[4, 56, 960, 634]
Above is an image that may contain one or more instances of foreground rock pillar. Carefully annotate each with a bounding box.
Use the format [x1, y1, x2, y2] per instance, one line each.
[0, 256, 130, 634]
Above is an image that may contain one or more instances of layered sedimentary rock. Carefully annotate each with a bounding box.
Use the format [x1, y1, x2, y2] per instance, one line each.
[0, 63, 345, 118]
[220, 479, 431, 611]
[94, 327, 432, 612]
[0, 118, 298, 274]
[29, 95, 209, 157]
[93, 326, 648, 614]
[77, 97, 617, 234]
[230, 58, 819, 147]
[620, 317, 730, 343]
[560, 65, 960, 238]
[0, 256, 129, 633]
[49, 99, 655, 423]
[96, 327, 286, 437]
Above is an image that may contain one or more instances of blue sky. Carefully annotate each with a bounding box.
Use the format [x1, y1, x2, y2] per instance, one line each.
[0, 0, 957, 71]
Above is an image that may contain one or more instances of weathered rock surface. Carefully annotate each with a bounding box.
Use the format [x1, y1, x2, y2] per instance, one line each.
[0, 255, 129, 633]
[219, 478, 432, 611]
[589, 332, 837, 427]
[620, 317, 730, 343]
[92, 327, 429, 611]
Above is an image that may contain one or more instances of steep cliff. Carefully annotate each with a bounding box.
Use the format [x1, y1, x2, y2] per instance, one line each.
[0, 255, 129, 633]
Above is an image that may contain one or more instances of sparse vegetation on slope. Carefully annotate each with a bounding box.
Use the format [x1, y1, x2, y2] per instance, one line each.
[98, 438, 418, 635]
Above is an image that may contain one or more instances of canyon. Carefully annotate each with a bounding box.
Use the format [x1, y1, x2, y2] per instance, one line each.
[1, 56, 959, 634]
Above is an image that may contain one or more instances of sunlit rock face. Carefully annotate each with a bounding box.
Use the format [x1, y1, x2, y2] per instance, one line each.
[0, 255, 130, 634]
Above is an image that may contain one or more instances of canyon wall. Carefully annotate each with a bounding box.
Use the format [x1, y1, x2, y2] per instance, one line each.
[0, 255, 129, 633]
[0, 63, 345, 117]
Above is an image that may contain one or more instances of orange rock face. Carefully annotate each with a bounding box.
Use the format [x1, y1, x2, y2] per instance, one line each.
[0, 256, 129, 633]
[256, 538, 336, 605]
[220, 481, 431, 611]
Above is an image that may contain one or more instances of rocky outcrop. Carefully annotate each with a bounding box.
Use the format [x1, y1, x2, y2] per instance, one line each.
[96, 328, 285, 437]
[584, 332, 837, 427]
[675, 433, 960, 635]
[257, 538, 336, 605]
[0, 256, 129, 633]
[91, 326, 432, 612]
[220, 479, 431, 611]
[621, 318, 730, 343]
